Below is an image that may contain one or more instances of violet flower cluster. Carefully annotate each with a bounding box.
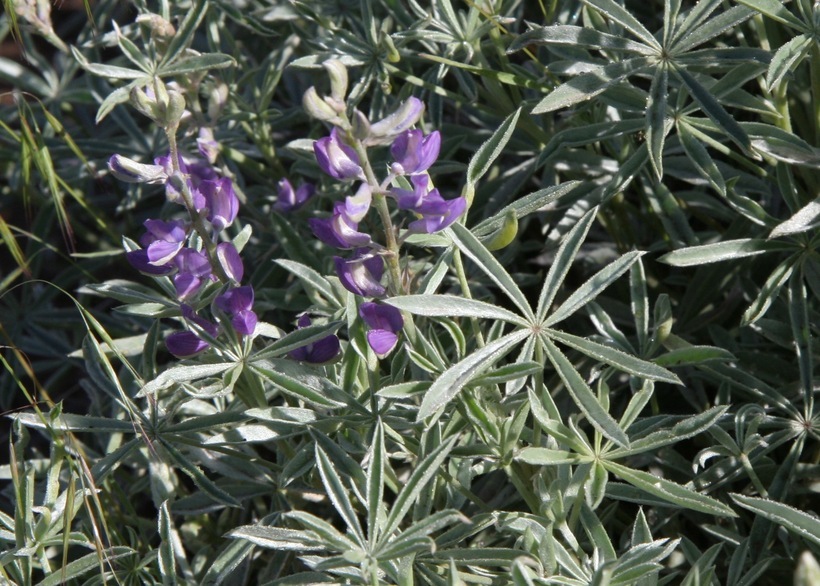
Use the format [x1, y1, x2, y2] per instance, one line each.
[303, 60, 467, 358]
[110, 149, 258, 358]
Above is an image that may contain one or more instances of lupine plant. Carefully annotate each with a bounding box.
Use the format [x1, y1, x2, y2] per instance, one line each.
[1, 0, 819, 585]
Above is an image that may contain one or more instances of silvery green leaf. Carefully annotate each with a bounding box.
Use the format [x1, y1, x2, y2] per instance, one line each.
[36, 548, 135, 586]
[417, 330, 529, 421]
[228, 526, 326, 551]
[385, 294, 528, 326]
[509, 25, 655, 55]
[605, 461, 736, 516]
[678, 120, 725, 196]
[72, 46, 149, 79]
[516, 447, 586, 465]
[159, 0, 209, 67]
[542, 337, 629, 448]
[583, 0, 662, 50]
[732, 0, 807, 30]
[741, 257, 796, 325]
[251, 321, 342, 361]
[536, 207, 597, 321]
[473, 181, 581, 238]
[658, 239, 789, 266]
[203, 425, 279, 445]
[250, 359, 348, 409]
[139, 363, 234, 397]
[274, 258, 339, 303]
[158, 501, 177, 583]
[467, 107, 521, 187]
[769, 197, 820, 238]
[612, 406, 727, 457]
[670, 0, 723, 47]
[533, 57, 653, 114]
[380, 435, 458, 539]
[746, 122, 820, 167]
[653, 345, 735, 366]
[157, 53, 236, 76]
[545, 328, 681, 384]
[545, 251, 643, 326]
[367, 420, 385, 543]
[315, 445, 365, 546]
[675, 67, 751, 151]
[10, 412, 137, 433]
[647, 64, 669, 180]
[160, 440, 240, 508]
[671, 5, 754, 54]
[766, 34, 811, 90]
[448, 223, 534, 320]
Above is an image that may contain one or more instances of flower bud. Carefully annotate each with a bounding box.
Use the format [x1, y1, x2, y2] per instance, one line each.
[207, 82, 229, 121]
[108, 154, 168, 184]
[165, 90, 187, 128]
[130, 86, 162, 125]
[323, 59, 348, 104]
[366, 97, 424, 145]
[484, 210, 518, 251]
[303, 86, 341, 123]
[352, 109, 371, 141]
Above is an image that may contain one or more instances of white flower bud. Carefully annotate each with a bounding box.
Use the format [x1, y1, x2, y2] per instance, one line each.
[323, 59, 348, 104]
[303, 86, 341, 123]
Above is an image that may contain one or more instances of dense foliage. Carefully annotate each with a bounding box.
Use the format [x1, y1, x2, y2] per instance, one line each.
[1, 0, 819, 584]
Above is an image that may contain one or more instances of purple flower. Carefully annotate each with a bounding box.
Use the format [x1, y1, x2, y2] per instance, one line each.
[166, 331, 210, 357]
[126, 249, 175, 275]
[166, 305, 219, 358]
[274, 179, 315, 213]
[288, 314, 341, 364]
[140, 219, 188, 266]
[390, 129, 441, 175]
[155, 153, 217, 207]
[366, 97, 425, 145]
[359, 302, 403, 358]
[391, 175, 466, 234]
[407, 192, 467, 234]
[309, 201, 371, 249]
[173, 248, 213, 300]
[200, 177, 238, 231]
[334, 249, 385, 298]
[215, 286, 257, 336]
[313, 128, 364, 181]
[217, 242, 244, 283]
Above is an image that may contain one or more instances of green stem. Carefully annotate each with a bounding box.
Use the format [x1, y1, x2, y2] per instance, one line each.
[453, 249, 485, 348]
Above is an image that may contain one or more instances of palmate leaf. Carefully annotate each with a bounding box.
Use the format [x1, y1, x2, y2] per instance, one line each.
[385, 295, 528, 326]
[466, 107, 521, 187]
[733, 0, 808, 30]
[678, 120, 726, 196]
[315, 445, 366, 546]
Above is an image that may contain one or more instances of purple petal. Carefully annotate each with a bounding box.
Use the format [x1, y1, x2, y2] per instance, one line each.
[366, 330, 398, 358]
[390, 130, 441, 175]
[174, 273, 203, 300]
[408, 194, 467, 234]
[108, 154, 168, 184]
[216, 285, 255, 314]
[313, 128, 363, 181]
[146, 239, 184, 265]
[201, 178, 238, 232]
[334, 252, 386, 298]
[126, 249, 175, 275]
[217, 242, 244, 283]
[141, 219, 187, 246]
[342, 184, 372, 223]
[166, 331, 210, 357]
[306, 334, 341, 363]
[275, 179, 315, 213]
[359, 302, 403, 333]
[309, 217, 350, 249]
[231, 310, 257, 336]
